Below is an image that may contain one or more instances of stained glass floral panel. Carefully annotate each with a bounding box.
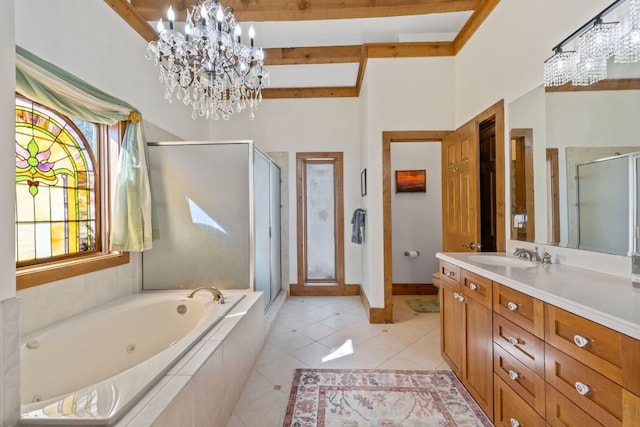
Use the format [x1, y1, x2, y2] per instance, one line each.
[15, 96, 98, 264]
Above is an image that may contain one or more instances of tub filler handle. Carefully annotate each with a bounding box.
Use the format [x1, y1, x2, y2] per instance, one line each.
[186, 287, 225, 304]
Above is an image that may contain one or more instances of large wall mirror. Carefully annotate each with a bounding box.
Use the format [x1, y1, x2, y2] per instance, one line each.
[509, 62, 640, 256]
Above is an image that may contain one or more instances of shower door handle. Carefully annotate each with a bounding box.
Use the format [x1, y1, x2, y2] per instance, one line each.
[462, 242, 482, 250]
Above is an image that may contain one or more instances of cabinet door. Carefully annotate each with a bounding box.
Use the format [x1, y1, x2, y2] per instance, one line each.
[463, 295, 494, 419]
[441, 283, 464, 377]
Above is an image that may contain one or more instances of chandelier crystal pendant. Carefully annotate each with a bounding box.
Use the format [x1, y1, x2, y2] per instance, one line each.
[145, 1, 269, 120]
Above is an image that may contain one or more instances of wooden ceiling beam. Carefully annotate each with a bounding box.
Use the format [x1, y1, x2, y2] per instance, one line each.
[104, 0, 157, 42]
[262, 87, 359, 98]
[366, 41, 455, 58]
[452, 0, 500, 53]
[264, 45, 361, 65]
[132, 0, 481, 22]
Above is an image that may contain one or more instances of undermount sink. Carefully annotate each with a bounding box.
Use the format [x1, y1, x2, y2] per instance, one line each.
[468, 255, 537, 268]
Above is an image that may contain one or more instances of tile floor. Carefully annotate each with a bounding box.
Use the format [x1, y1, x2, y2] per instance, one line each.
[226, 294, 448, 427]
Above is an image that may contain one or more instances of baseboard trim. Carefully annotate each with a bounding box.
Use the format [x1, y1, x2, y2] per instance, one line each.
[392, 283, 437, 295]
[289, 283, 360, 296]
[359, 285, 386, 324]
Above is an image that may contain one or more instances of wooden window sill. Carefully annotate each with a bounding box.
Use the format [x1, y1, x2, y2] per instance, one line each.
[16, 252, 130, 291]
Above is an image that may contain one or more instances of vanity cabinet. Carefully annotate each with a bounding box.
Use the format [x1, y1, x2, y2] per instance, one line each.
[439, 262, 494, 419]
[438, 259, 640, 427]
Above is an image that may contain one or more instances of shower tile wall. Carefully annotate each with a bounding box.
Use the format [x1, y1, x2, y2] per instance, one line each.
[1, 297, 19, 427]
[18, 253, 140, 335]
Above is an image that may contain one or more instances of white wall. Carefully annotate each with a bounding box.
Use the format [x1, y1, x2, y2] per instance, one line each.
[391, 143, 442, 283]
[206, 98, 362, 286]
[2, 1, 16, 303]
[455, 0, 613, 126]
[2, 2, 19, 425]
[361, 57, 456, 307]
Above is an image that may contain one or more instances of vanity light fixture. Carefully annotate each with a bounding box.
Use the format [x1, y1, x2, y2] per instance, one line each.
[544, 0, 640, 87]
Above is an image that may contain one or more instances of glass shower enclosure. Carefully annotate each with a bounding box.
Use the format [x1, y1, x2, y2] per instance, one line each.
[142, 141, 282, 311]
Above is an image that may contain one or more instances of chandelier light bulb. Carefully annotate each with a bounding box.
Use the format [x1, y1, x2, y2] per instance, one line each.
[200, 4, 208, 23]
[167, 6, 175, 22]
[216, 7, 224, 22]
[156, 18, 164, 33]
[235, 23, 241, 37]
[249, 25, 255, 39]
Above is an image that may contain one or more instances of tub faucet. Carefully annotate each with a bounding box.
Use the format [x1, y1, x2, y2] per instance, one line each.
[186, 287, 225, 304]
[513, 247, 541, 262]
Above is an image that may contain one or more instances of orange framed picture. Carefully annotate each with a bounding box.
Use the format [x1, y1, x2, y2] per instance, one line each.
[395, 169, 426, 193]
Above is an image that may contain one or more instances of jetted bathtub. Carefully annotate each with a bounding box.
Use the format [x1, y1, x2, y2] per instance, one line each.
[20, 290, 244, 425]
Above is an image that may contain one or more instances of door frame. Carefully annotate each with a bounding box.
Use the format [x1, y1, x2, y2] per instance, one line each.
[292, 152, 352, 296]
[382, 131, 452, 323]
[381, 101, 505, 323]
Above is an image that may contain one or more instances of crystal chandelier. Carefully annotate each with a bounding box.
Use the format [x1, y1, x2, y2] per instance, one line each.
[145, 1, 269, 120]
[543, 0, 639, 87]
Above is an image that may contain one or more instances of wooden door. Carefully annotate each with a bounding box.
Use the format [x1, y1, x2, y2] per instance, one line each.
[442, 120, 480, 251]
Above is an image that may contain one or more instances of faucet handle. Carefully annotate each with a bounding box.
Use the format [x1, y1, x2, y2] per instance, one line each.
[542, 252, 552, 264]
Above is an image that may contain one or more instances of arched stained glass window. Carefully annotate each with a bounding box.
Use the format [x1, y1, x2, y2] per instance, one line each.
[15, 96, 99, 265]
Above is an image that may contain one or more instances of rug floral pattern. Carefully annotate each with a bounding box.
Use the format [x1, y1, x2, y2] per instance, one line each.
[283, 369, 492, 427]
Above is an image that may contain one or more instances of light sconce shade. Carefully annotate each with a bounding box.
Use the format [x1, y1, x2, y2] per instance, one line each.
[615, 0, 640, 62]
[544, 49, 578, 86]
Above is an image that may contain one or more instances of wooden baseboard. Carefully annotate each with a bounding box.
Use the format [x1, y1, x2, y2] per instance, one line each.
[289, 283, 360, 296]
[392, 283, 438, 295]
[359, 285, 386, 324]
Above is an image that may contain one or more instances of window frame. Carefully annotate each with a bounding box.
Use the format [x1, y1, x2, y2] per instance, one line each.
[15, 96, 129, 290]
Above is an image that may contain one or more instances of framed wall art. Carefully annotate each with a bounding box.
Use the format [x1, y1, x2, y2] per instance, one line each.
[395, 169, 426, 193]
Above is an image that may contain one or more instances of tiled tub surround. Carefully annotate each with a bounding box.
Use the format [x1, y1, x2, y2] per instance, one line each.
[19, 291, 264, 426]
[436, 252, 640, 340]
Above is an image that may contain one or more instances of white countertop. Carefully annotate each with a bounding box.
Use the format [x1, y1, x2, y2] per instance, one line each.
[436, 252, 640, 340]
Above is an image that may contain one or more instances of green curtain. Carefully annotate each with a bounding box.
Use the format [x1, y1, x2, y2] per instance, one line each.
[15, 46, 158, 251]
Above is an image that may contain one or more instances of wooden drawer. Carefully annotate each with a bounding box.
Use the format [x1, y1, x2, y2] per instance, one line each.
[544, 344, 622, 427]
[544, 304, 640, 395]
[494, 375, 545, 427]
[494, 343, 545, 416]
[493, 283, 544, 338]
[461, 269, 492, 308]
[545, 383, 604, 427]
[439, 261, 460, 287]
[494, 313, 545, 377]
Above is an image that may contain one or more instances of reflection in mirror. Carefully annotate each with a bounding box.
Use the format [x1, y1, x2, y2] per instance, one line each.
[510, 129, 534, 241]
[509, 82, 640, 255]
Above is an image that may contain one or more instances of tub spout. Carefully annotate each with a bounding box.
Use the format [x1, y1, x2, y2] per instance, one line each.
[186, 287, 225, 304]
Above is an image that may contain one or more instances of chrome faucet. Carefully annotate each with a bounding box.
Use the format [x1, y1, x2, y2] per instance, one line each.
[513, 246, 542, 262]
[186, 287, 225, 304]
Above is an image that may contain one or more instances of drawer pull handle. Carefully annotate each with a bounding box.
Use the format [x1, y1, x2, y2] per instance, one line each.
[446, 271, 455, 277]
[507, 336, 520, 346]
[469, 283, 478, 291]
[510, 418, 521, 427]
[573, 334, 590, 348]
[575, 381, 591, 395]
[508, 370, 520, 380]
[507, 301, 519, 311]
[453, 292, 465, 302]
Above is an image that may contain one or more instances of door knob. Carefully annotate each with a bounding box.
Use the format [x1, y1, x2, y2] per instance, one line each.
[462, 242, 482, 250]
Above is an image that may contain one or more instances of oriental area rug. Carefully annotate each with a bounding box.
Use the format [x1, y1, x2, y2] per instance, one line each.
[283, 369, 492, 427]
